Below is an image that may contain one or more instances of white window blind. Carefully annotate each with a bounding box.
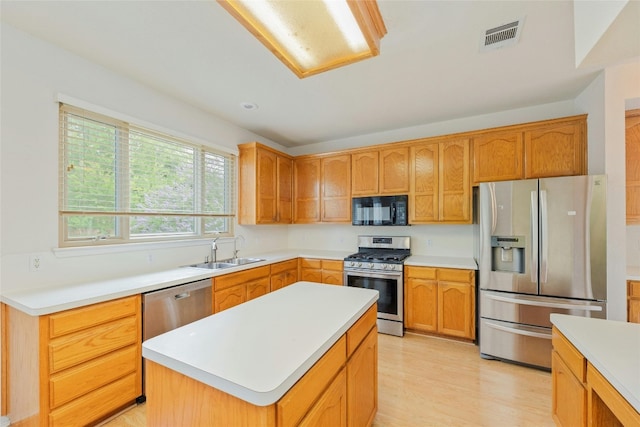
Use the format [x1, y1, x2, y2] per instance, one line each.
[59, 104, 235, 246]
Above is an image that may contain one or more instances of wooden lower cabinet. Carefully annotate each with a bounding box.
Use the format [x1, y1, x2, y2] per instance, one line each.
[146, 304, 378, 427]
[270, 259, 299, 292]
[405, 266, 475, 340]
[214, 266, 270, 313]
[6, 295, 142, 426]
[300, 258, 344, 286]
[552, 327, 640, 426]
[628, 280, 640, 323]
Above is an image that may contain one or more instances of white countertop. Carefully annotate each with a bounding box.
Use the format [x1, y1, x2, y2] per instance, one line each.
[550, 314, 640, 413]
[405, 255, 477, 270]
[142, 281, 378, 406]
[1, 248, 475, 316]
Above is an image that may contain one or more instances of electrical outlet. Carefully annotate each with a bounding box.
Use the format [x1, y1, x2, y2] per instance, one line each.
[426, 239, 433, 247]
[29, 254, 43, 272]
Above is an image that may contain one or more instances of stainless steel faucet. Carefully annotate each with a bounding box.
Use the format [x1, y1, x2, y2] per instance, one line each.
[233, 235, 245, 260]
[211, 237, 220, 263]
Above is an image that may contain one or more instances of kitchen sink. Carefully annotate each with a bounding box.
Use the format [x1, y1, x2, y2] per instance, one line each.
[187, 261, 236, 270]
[185, 257, 265, 270]
[223, 257, 266, 265]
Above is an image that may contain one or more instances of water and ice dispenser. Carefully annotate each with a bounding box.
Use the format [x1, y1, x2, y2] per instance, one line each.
[491, 236, 525, 273]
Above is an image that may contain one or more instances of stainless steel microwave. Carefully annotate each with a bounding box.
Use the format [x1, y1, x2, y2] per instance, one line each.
[352, 195, 408, 226]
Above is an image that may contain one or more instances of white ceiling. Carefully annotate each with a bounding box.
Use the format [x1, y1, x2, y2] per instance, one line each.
[0, 1, 610, 147]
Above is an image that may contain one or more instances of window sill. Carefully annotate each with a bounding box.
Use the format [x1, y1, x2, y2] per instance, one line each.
[52, 238, 212, 258]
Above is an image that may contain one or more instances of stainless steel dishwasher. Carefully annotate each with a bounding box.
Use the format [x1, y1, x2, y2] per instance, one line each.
[141, 278, 212, 396]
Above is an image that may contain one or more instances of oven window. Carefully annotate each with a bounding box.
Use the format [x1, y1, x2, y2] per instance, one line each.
[347, 275, 398, 316]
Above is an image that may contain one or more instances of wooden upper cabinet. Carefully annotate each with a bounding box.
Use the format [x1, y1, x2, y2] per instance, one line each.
[439, 139, 471, 223]
[294, 157, 321, 223]
[472, 130, 524, 184]
[524, 116, 586, 179]
[238, 142, 292, 224]
[351, 152, 379, 196]
[379, 146, 410, 194]
[321, 154, 351, 222]
[409, 142, 438, 223]
[352, 148, 409, 196]
[278, 155, 293, 224]
[626, 110, 640, 224]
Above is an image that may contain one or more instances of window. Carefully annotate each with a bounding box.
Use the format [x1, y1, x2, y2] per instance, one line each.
[59, 104, 235, 247]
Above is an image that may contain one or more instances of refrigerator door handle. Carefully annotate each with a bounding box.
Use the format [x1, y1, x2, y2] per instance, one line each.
[530, 190, 538, 283]
[484, 292, 604, 312]
[484, 320, 551, 340]
[540, 189, 548, 283]
[490, 182, 497, 234]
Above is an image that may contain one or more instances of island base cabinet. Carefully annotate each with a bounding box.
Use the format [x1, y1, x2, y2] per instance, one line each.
[144, 303, 378, 427]
[299, 370, 347, 427]
[551, 350, 586, 427]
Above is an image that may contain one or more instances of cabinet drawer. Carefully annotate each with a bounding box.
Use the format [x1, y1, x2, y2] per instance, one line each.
[49, 371, 139, 427]
[48, 295, 139, 338]
[322, 260, 343, 271]
[552, 327, 586, 382]
[215, 266, 270, 291]
[49, 316, 138, 373]
[300, 258, 322, 269]
[438, 268, 473, 283]
[405, 266, 437, 280]
[346, 304, 377, 357]
[50, 345, 138, 409]
[278, 336, 346, 427]
[271, 259, 298, 275]
[322, 270, 343, 286]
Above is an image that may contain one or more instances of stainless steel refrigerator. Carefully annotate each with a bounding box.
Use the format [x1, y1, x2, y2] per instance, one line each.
[478, 175, 607, 370]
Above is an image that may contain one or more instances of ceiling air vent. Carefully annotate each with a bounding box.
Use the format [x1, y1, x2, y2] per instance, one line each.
[480, 18, 524, 52]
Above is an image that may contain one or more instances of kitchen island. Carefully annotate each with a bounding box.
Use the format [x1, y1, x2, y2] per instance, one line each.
[142, 281, 379, 426]
[550, 314, 640, 426]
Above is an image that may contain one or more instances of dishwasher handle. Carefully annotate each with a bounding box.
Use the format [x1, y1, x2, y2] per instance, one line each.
[174, 292, 190, 300]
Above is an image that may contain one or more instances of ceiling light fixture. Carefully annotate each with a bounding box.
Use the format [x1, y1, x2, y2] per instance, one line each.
[217, 0, 387, 79]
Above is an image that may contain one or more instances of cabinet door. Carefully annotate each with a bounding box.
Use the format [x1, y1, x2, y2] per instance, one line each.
[299, 369, 347, 427]
[439, 139, 471, 223]
[524, 118, 586, 178]
[214, 285, 246, 313]
[437, 281, 474, 339]
[405, 277, 438, 332]
[256, 148, 278, 223]
[294, 158, 321, 223]
[351, 152, 379, 196]
[628, 281, 640, 323]
[626, 111, 640, 224]
[472, 130, 524, 184]
[247, 277, 270, 301]
[551, 350, 587, 427]
[409, 142, 438, 223]
[379, 146, 410, 194]
[347, 327, 377, 427]
[322, 154, 351, 222]
[277, 155, 293, 224]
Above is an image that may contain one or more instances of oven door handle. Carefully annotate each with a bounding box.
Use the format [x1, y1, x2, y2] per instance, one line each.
[344, 269, 402, 279]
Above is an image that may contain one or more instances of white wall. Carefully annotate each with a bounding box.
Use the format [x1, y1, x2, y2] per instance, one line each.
[0, 23, 290, 293]
[576, 58, 640, 320]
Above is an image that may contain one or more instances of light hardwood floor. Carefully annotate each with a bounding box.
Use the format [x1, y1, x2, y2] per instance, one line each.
[101, 333, 553, 427]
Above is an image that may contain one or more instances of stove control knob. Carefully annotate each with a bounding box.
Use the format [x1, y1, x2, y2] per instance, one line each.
[367, 263, 374, 269]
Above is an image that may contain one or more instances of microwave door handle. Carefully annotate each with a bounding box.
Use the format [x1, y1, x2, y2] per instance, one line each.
[391, 202, 396, 224]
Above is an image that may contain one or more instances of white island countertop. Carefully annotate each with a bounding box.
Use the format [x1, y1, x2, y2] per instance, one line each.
[142, 281, 378, 406]
[550, 314, 640, 413]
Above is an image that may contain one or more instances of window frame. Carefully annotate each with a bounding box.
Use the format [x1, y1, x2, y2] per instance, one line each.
[59, 103, 236, 247]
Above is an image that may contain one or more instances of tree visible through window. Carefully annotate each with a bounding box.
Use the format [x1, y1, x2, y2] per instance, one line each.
[59, 104, 235, 246]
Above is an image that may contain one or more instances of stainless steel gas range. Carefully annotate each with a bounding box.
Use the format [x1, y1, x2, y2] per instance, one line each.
[344, 235, 411, 337]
